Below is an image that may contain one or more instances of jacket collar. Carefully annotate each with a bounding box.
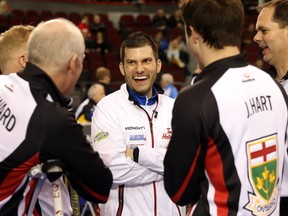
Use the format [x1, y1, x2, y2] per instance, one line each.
[127, 83, 164, 106]
[194, 53, 248, 83]
[19, 62, 72, 108]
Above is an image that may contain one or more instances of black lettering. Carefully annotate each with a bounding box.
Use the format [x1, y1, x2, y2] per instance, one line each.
[6, 115, 16, 131]
[0, 102, 6, 116]
[0, 97, 16, 131]
[249, 98, 256, 115]
[255, 97, 262, 112]
[260, 96, 268, 111]
[266, 95, 272, 110]
[245, 101, 251, 118]
[0, 107, 10, 125]
[245, 95, 273, 118]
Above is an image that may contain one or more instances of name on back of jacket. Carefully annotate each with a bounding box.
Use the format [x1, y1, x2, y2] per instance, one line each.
[0, 96, 16, 131]
[245, 95, 272, 118]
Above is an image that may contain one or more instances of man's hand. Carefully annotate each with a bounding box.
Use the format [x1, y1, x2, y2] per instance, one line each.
[125, 148, 134, 160]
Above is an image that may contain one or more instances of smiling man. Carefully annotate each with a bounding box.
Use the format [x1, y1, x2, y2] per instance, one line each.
[254, 0, 288, 81]
[91, 31, 181, 215]
[254, 1, 288, 215]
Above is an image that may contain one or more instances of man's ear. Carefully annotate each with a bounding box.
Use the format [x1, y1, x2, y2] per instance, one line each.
[119, 62, 125, 76]
[18, 55, 26, 68]
[156, 59, 162, 74]
[190, 26, 199, 43]
[68, 54, 79, 75]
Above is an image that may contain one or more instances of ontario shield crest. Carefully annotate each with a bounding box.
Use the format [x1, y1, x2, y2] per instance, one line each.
[245, 134, 279, 215]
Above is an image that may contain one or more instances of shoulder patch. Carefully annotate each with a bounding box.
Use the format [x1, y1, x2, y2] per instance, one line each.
[93, 131, 109, 143]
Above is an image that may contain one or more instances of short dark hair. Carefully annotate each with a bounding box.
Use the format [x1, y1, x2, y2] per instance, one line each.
[119, 31, 159, 63]
[257, 0, 288, 28]
[181, 0, 244, 49]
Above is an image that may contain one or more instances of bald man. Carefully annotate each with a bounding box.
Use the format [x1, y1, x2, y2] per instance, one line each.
[0, 18, 112, 215]
[0, 25, 34, 74]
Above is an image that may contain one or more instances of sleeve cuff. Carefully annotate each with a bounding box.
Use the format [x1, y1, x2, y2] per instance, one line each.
[133, 147, 139, 162]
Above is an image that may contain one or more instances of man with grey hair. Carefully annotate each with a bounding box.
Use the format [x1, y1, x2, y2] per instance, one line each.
[0, 18, 112, 215]
[159, 73, 179, 99]
[75, 83, 106, 123]
[0, 25, 34, 74]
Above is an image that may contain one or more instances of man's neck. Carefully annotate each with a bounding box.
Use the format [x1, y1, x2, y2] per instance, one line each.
[275, 64, 288, 81]
[200, 46, 240, 68]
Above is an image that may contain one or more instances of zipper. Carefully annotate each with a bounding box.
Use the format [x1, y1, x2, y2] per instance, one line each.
[116, 185, 124, 216]
[135, 100, 159, 216]
[143, 105, 158, 216]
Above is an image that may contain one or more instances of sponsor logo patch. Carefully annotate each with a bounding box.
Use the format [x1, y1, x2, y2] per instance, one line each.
[127, 133, 146, 147]
[130, 134, 145, 141]
[4, 83, 15, 92]
[162, 128, 172, 139]
[93, 131, 109, 143]
[242, 72, 255, 83]
[125, 126, 145, 130]
[245, 134, 278, 215]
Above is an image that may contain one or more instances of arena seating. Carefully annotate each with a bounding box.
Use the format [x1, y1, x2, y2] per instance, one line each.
[0, 1, 261, 97]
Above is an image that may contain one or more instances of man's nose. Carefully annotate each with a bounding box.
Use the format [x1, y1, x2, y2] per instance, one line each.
[136, 63, 144, 72]
[253, 32, 261, 43]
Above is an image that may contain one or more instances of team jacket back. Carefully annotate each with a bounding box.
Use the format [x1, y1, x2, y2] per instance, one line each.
[0, 63, 113, 215]
[164, 55, 288, 216]
[0, 73, 73, 215]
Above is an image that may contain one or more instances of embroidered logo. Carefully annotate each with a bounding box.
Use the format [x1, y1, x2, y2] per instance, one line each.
[162, 128, 172, 139]
[242, 72, 255, 83]
[4, 82, 15, 92]
[93, 131, 109, 143]
[245, 134, 278, 215]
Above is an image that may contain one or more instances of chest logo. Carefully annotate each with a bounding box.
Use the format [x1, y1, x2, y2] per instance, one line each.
[245, 134, 278, 215]
[162, 128, 172, 139]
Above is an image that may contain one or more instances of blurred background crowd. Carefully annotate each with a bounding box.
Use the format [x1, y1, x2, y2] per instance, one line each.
[0, 0, 267, 108]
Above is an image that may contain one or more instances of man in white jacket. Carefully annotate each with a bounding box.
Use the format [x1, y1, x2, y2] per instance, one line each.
[91, 31, 181, 216]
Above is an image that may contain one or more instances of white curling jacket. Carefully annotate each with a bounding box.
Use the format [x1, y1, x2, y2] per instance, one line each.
[91, 84, 181, 216]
